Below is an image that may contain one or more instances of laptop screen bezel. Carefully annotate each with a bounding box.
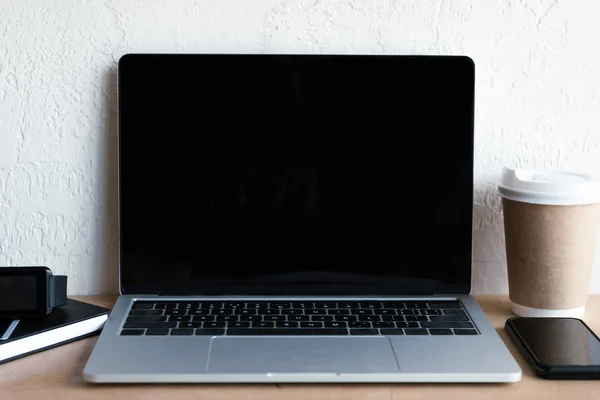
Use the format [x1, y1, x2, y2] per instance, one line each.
[117, 53, 474, 296]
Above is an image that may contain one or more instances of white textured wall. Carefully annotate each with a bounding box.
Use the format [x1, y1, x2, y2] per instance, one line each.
[1, 0, 600, 295]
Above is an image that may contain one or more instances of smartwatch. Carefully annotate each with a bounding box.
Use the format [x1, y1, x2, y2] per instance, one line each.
[0, 267, 67, 318]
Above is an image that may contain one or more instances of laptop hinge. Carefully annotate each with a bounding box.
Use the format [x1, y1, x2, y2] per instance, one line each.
[157, 292, 224, 296]
[157, 292, 191, 296]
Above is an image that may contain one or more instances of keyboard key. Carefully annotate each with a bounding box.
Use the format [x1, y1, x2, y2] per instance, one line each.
[405, 329, 429, 335]
[171, 329, 194, 335]
[421, 322, 474, 329]
[192, 315, 215, 322]
[289, 315, 310, 321]
[216, 315, 238, 322]
[131, 303, 154, 309]
[396, 322, 419, 328]
[126, 316, 167, 322]
[128, 310, 164, 316]
[282, 309, 304, 315]
[253, 321, 275, 328]
[352, 309, 373, 315]
[305, 309, 326, 315]
[454, 329, 478, 335]
[224, 302, 244, 309]
[165, 309, 187, 316]
[349, 321, 372, 328]
[215, 309, 235, 315]
[350, 329, 379, 335]
[153, 303, 168, 310]
[204, 322, 226, 328]
[246, 302, 268, 308]
[238, 309, 258, 315]
[400, 309, 416, 315]
[227, 329, 347, 336]
[264, 315, 286, 322]
[358, 315, 380, 322]
[229, 322, 251, 328]
[334, 315, 357, 322]
[121, 329, 145, 335]
[195, 329, 225, 335]
[325, 321, 347, 328]
[179, 322, 202, 328]
[429, 302, 462, 309]
[429, 315, 469, 322]
[239, 315, 260, 321]
[327, 309, 350, 315]
[373, 322, 394, 328]
[165, 303, 179, 310]
[200, 302, 222, 309]
[381, 302, 403, 308]
[261, 309, 280, 315]
[276, 321, 299, 328]
[404, 302, 429, 309]
[180, 303, 200, 310]
[145, 329, 170, 335]
[123, 322, 177, 329]
[337, 302, 360, 308]
[360, 302, 383, 309]
[374, 309, 396, 315]
[442, 309, 467, 316]
[311, 315, 334, 321]
[190, 309, 210, 316]
[270, 303, 293, 309]
[380, 329, 404, 335]
[300, 322, 323, 328]
[291, 302, 313, 309]
[168, 316, 191, 322]
[423, 309, 442, 315]
[382, 315, 404, 322]
[429, 329, 453, 335]
[404, 315, 428, 321]
[314, 302, 337, 308]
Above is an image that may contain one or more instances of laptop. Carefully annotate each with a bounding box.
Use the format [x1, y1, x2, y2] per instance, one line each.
[83, 53, 521, 383]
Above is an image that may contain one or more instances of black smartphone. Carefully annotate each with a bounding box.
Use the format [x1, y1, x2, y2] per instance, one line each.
[505, 317, 600, 379]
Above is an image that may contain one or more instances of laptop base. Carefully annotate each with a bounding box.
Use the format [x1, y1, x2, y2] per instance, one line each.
[83, 294, 521, 383]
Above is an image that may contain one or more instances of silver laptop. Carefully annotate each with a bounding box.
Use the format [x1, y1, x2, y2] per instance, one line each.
[83, 54, 521, 383]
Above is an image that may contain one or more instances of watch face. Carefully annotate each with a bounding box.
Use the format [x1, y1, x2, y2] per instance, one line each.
[0, 276, 37, 310]
[0, 267, 50, 317]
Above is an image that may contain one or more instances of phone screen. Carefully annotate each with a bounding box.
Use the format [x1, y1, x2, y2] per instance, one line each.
[511, 318, 600, 366]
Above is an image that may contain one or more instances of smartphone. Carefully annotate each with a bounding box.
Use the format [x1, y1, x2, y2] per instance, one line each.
[505, 317, 600, 379]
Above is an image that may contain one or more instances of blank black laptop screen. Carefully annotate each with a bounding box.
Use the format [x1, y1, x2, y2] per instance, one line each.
[118, 54, 474, 296]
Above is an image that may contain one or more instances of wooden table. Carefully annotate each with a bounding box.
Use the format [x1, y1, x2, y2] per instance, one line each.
[2, 295, 600, 399]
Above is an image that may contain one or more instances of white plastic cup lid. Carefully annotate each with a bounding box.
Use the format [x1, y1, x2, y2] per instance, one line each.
[497, 167, 600, 206]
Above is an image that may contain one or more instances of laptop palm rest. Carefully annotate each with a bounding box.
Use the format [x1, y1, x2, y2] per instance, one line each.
[206, 337, 400, 374]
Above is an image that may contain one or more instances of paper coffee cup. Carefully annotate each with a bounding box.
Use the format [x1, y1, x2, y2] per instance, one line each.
[497, 168, 600, 318]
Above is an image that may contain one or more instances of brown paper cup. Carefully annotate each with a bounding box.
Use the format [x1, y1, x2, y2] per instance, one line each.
[502, 199, 600, 317]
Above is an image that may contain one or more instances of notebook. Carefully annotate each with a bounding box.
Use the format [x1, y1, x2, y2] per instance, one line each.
[0, 298, 109, 364]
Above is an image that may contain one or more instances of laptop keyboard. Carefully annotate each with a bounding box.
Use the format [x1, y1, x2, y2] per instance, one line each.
[120, 300, 478, 336]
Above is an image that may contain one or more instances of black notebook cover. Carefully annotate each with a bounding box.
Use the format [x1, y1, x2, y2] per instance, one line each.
[0, 298, 110, 364]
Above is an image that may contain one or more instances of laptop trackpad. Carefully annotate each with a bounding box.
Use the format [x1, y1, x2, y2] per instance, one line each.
[206, 337, 400, 374]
